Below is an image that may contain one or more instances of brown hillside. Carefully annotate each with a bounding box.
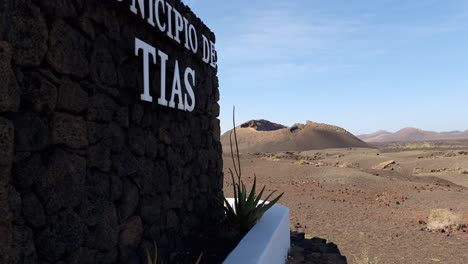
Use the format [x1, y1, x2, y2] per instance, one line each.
[359, 128, 468, 143]
[221, 120, 373, 153]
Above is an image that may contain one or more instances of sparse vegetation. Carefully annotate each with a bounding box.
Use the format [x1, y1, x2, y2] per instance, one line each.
[224, 107, 284, 235]
[427, 209, 461, 231]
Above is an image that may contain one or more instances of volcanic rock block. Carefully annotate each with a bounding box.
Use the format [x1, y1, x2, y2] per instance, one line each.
[113, 148, 139, 178]
[6, 2, 48, 66]
[14, 112, 49, 152]
[47, 19, 90, 78]
[13, 154, 43, 190]
[0, 42, 20, 113]
[0, 118, 14, 167]
[115, 107, 130, 128]
[90, 35, 118, 86]
[51, 113, 88, 149]
[166, 210, 180, 229]
[119, 180, 140, 222]
[23, 73, 57, 112]
[86, 170, 110, 201]
[119, 216, 144, 261]
[0, 223, 36, 264]
[36, 0, 78, 18]
[87, 141, 112, 172]
[35, 209, 86, 262]
[36, 150, 85, 214]
[22, 192, 46, 228]
[87, 93, 117, 122]
[140, 197, 162, 225]
[85, 202, 119, 251]
[57, 79, 88, 114]
[110, 175, 123, 202]
[128, 127, 146, 156]
[67, 247, 98, 264]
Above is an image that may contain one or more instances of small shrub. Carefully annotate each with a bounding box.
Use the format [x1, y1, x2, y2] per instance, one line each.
[427, 208, 461, 231]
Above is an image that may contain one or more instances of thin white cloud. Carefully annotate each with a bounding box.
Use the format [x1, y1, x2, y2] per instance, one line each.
[218, 6, 360, 64]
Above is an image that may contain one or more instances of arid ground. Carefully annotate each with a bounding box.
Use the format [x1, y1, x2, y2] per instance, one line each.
[223, 144, 468, 264]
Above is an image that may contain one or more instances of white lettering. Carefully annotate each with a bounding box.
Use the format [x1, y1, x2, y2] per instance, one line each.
[135, 38, 156, 102]
[210, 40, 217, 68]
[165, 2, 174, 39]
[184, 68, 196, 112]
[183, 17, 190, 51]
[169, 60, 184, 110]
[202, 35, 210, 64]
[130, 0, 145, 19]
[189, 24, 198, 53]
[173, 8, 184, 44]
[157, 50, 169, 106]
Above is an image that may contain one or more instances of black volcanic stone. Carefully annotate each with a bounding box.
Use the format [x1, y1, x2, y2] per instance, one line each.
[0, 117, 14, 167]
[56, 79, 88, 114]
[84, 1, 120, 40]
[129, 127, 146, 156]
[0, 41, 20, 113]
[87, 141, 112, 172]
[36, 209, 86, 262]
[51, 112, 88, 149]
[22, 72, 57, 112]
[14, 112, 49, 152]
[114, 107, 130, 128]
[140, 197, 162, 225]
[67, 247, 98, 264]
[86, 122, 110, 145]
[36, 149, 85, 214]
[119, 179, 140, 222]
[110, 174, 123, 202]
[90, 35, 118, 86]
[36, 0, 78, 18]
[119, 216, 144, 261]
[113, 148, 139, 178]
[86, 170, 110, 201]
[85, 201, 118, 251]
[13, 153, 43, 190]
[6, 2, 48, 66]
[47, 19, 90, 78]
[22, 192, 46, 228]
[87, 93, 117, 122]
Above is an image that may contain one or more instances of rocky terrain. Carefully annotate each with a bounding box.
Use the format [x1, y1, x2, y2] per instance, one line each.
[221, 120, 373, 153]
[223, 145, 468, 264]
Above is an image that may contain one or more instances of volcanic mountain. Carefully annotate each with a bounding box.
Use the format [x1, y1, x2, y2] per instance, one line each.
[358, 128, 468, 143]
[221, 120, 373, 153]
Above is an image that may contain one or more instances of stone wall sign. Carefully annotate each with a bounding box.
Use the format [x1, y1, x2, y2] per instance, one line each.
[0, 0, 223, 263]
[117, 0, 218, 111]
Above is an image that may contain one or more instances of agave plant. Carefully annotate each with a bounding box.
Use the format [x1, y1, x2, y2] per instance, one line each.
[224, 107, 284, 234]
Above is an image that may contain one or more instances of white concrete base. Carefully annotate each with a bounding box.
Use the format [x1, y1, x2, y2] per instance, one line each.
[223, 198, 290, 264]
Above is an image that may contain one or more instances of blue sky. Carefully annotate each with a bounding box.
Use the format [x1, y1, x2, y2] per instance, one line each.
[183, 0, 468, 134]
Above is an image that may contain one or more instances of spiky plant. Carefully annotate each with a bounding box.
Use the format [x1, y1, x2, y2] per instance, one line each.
[223, 107, 284, 234]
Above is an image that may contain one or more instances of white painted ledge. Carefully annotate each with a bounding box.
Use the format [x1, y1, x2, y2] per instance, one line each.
[223, 198, 290, 264]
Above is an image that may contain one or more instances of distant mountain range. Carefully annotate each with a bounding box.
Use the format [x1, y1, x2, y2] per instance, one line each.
[358, 128, 468, 143]
[221, 119, 373, 153]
